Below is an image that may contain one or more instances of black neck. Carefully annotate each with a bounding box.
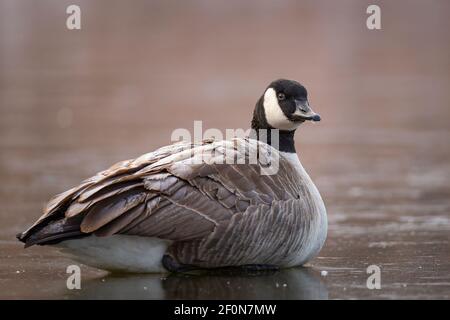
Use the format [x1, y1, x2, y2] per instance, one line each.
[249, 129, 296, 153]
[250, 96, 297, 153]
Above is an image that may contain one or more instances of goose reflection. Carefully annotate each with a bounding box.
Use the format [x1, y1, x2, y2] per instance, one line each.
[67, 267, 328, 300]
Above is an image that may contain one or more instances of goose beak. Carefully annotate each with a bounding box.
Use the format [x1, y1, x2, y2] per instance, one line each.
[292, 100, 321, 122]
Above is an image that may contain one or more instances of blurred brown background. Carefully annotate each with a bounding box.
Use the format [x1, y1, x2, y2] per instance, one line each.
[0, 0, 449, 299]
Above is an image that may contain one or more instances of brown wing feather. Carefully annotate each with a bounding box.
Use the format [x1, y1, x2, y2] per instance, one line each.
[18, 138, 301, 248]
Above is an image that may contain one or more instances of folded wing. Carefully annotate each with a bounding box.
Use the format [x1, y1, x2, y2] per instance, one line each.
[18, 138, 301, 247]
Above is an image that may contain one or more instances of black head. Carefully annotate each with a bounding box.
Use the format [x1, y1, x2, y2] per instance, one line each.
[252, 79, 320, 131]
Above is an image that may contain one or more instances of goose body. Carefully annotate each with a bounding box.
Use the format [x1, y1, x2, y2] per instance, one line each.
[18, 79, 327, 273]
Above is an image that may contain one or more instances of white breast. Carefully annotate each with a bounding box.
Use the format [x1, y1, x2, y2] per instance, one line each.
[280, 151, 328, 267]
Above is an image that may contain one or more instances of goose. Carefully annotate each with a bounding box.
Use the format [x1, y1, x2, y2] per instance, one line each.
[17, 79, 327, 273]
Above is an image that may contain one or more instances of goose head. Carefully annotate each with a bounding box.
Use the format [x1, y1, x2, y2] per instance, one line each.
[252, 79, 320, 131]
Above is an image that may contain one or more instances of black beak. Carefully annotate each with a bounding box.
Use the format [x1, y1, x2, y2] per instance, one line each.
[293, 100, 321, 122]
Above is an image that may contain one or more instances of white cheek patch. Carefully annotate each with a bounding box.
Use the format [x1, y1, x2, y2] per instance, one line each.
[263, 88, 299, 131]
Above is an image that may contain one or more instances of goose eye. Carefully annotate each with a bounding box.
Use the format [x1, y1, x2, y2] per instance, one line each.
[277, 93, 286, 101]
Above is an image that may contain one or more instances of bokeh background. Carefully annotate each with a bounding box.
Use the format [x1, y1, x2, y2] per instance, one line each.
[1, 0, 449, 299]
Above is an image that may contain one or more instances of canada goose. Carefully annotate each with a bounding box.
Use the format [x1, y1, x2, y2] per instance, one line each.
[17, 79, 327, 273]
